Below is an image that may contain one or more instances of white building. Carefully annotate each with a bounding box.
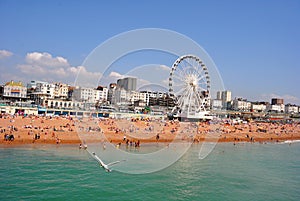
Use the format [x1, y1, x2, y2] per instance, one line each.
[139, 91, 155, 106]
[139, 91, 167, 106]
[232, 98, 251, 111]
[211, 99, 223, 110]
[71, 86, 108, 107]
[28, 81, 60, 106]
[72, 87, 95, 103]
[27, 80, 42, 89]
[129, 91, 142, 103]
[43, 99, 83, 109]
[285, 104, 298, 114]
[54, 83, 69, 99]
[251, 102, 267, 112]
[216, 90, 231, 109]
[139, 91, 149, 104]
[112, 89, 172, 107]
[267, 104, 285, 113]
[95, 86, 108, 103]
[35, 81, 55, 99]
[222, 90, 231, 102]
[3, 81, 27, 99]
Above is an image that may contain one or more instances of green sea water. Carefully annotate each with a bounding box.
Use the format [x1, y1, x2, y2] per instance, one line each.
[0, 142, 299, 201]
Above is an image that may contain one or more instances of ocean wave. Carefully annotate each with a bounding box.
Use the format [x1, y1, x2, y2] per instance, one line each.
[280, 140, 300, 144]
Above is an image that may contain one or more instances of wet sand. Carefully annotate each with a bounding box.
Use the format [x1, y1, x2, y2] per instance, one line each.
[1, 114, 300, 146]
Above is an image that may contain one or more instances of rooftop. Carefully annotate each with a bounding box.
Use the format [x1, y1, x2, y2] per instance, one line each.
[5, 80, 24, 87]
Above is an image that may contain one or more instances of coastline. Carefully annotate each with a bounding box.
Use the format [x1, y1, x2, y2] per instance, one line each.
[1, 115, 300, 147]
[1, 135, 300, 146]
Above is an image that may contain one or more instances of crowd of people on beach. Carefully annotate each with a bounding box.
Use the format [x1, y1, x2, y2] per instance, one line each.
[97, 116, 300, 145]
[1, 112, 300, 145]
[0, 113, 76, 144]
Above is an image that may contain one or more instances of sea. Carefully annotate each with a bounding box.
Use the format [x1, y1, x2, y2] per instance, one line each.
[0, 141, 299, 201]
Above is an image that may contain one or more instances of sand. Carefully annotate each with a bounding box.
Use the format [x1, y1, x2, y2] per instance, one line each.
[1, 114, 300, 146]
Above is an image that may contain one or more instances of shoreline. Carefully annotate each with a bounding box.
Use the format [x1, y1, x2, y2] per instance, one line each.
[1, 138, 300, 149]
[1, 135, 300, 146]
[1, 115, 300, 147]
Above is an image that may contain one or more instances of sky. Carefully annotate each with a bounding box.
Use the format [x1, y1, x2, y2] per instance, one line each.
[0, 0, 299, 104]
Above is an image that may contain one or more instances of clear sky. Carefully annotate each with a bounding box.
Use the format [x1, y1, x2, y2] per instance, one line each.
[0, 0, 299, 104]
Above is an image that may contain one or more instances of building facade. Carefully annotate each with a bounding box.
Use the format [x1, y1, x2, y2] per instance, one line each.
[107, 83, 117, 104]
[117, 77, 137, 91]
[285, 104, 298, 114]
[268, 98, 285, 113]
[3, 81, 27, 100]
[114, 88, 129, 105]
[232, 98, 251, 111]
[72, 87, 95, 102]
[267, 104, 285, 113]
[35, 81, 55, 99]
[54, 83, 69, 99]
[95, 86, 108, 103]
[211, 99, 223, 110]
[251, 102, 267, 112]
[43, 99, 83, 109]
[216, 90, 231, 109]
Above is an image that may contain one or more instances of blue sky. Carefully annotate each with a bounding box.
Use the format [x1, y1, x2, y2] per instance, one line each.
[0, 0, 299, 104]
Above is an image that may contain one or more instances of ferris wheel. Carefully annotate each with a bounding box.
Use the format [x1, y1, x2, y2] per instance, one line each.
[169, 55, 211, 119]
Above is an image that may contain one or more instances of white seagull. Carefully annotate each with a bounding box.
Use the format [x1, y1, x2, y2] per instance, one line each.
[92, 152, 125, 172]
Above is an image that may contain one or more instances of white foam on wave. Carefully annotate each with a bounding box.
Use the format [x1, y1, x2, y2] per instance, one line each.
[280, 140, 300, 144]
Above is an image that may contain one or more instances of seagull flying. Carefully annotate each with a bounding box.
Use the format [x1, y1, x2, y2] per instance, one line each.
[92, 152, 125, 172]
